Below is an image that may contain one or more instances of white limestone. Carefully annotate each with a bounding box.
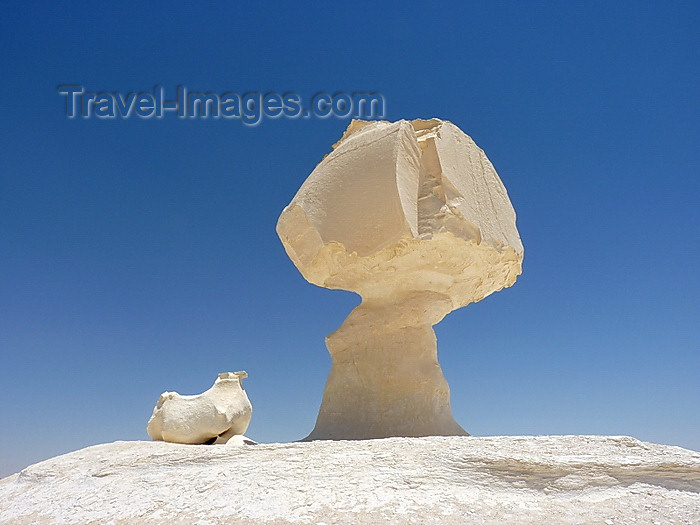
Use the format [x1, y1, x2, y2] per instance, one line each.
[1, 436, 698, 524]
[146, 371, 252, 445]
[277, 118, 523, 439]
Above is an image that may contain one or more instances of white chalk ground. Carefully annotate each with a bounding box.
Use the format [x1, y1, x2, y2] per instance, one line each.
[1, 436, 698, 524]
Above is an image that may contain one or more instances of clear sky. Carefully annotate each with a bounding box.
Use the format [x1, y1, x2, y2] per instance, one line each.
[1, 1, 698, 477]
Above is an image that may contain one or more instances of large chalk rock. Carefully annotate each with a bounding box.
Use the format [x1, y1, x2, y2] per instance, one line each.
[278, 118, 523, 301]
[146, 371, 252, 445]
[277, 119, 523, 440]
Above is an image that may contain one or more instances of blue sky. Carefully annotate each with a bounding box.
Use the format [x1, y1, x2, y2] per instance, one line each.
[1, 1, 698, 477]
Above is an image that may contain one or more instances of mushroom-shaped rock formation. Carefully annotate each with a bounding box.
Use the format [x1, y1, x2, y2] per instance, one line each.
[147, 371, 252, 445]
[277, 119, 523, 440]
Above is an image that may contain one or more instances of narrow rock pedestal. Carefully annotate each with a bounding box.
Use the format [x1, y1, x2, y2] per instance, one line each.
[307, 292, 467, 440]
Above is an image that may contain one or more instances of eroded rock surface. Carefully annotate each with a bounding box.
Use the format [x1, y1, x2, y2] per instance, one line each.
[146, 371, 252, 445]
[277, 119, 524, 439]
[2, 436, 698, 524]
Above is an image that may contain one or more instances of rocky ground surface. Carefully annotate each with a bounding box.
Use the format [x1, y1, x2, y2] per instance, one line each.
[1, 435, 699, 524]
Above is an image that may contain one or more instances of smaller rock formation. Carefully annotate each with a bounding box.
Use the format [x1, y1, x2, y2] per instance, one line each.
[147, 371, 252, 445]
[226, 435, 258, 446]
